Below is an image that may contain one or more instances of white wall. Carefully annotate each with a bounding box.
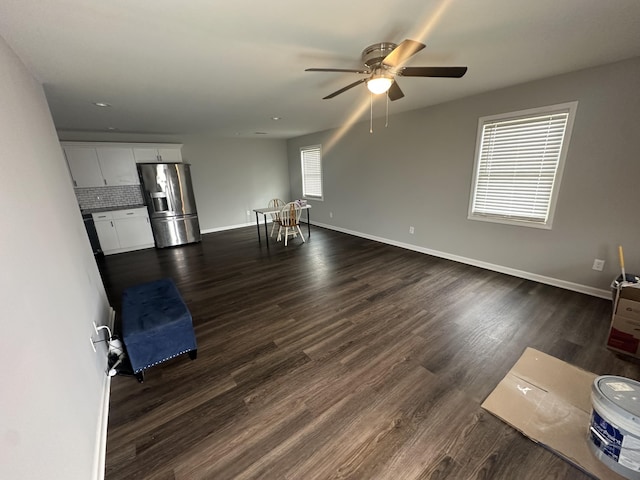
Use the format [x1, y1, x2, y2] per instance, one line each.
[0, 36, 111, 479]
[287, 57, 640, 295]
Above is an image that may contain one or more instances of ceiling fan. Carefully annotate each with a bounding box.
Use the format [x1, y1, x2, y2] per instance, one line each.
[306, 39, 467, 100]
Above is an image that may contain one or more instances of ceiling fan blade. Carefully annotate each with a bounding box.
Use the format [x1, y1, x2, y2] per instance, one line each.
[388, 80, 404, 101]
[398, 66, 468, 78]
[381, 39, 426, 68]
[323, 78, 368, 99]
[306, 68, 369, 74]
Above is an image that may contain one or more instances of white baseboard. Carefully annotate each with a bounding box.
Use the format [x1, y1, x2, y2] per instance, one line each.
[102, 243, 155, 256]
[311, 221, 611, 300]
[93, 307, 115, 480]
[201, 221, 259, 234]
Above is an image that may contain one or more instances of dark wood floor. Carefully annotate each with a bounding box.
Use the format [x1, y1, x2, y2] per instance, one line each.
[102, 225, 640, 480]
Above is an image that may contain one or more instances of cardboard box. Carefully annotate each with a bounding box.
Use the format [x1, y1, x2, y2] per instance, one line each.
[482, 348, 628, 480]
[608, 285, 640, 357]
[617, 298, 640, 322]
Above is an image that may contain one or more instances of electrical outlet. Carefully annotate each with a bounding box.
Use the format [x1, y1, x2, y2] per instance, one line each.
[329, 212, 333, 218]
[246, 210, 251, 216]
[592, 259, 605, 271]
[409, 226, 415, 234]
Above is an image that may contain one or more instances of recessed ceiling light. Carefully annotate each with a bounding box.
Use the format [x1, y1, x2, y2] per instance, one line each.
[254, 132, 268, 135]
[93, 102, 111, 107]
[271, 116, 281, 121]
[107, 127, 118, 131]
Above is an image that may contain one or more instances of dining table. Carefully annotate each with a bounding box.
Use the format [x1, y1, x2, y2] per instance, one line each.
[253, 204, 311, 246]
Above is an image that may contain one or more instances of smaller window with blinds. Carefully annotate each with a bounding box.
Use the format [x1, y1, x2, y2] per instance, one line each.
[468, 102, 578, 229]
[301, 145, 323, 200]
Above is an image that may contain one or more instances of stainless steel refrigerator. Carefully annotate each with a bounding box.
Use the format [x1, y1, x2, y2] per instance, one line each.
[137, 163, 201, 248]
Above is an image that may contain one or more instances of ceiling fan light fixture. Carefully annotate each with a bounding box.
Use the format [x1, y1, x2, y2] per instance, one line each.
[367, 76, 393, 94]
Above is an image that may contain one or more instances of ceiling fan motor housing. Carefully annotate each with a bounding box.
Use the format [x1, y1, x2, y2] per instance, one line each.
[362, 42, 397, 70]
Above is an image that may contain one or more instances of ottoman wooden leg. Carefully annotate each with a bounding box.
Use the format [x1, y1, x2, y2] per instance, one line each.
[188, 349, 198, 360]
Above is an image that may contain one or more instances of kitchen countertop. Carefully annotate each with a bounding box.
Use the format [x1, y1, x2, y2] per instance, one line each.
[81, 204, 147, 215]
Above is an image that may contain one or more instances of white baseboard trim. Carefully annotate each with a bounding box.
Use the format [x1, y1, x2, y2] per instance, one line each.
[93, 307, 115, 480]
[201, 221, 259, 234]
[311, 221, 611, 300]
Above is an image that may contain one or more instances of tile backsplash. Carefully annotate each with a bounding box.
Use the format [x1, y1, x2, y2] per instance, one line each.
[75, 185, 144, 210]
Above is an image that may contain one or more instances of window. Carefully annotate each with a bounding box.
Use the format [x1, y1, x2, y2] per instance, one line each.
[301, 145, 323, 200]
[468, 102, 578, 229]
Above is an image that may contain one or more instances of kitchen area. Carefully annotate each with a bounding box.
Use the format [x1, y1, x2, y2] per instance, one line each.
[62, 142, 201, 256]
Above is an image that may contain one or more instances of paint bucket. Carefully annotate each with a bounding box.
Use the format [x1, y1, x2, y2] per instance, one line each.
[589, 375, 640, 479]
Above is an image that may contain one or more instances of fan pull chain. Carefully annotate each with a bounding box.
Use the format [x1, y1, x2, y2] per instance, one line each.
[385, 92, 389, 127]
[370, 92, 373, 133]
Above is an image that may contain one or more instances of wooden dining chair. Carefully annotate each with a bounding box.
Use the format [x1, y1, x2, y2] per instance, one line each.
[268, 198, 285, 237]
[277, 202, 305, 246]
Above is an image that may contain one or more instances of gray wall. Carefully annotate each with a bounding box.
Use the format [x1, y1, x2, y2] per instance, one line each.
[181, 136, 289, 231]
[0, 36, 111, 479]
[287, 57, 640, 296]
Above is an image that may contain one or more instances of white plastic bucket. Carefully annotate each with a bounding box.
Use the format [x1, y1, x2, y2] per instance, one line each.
[589, 375, 640, 479]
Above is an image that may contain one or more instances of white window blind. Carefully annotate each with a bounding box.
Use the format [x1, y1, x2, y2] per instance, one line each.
[469, 102, 577, 228]
[301, 145, 323, 199]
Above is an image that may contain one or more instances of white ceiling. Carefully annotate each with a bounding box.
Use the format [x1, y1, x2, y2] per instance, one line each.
[1, 0, 639, 139]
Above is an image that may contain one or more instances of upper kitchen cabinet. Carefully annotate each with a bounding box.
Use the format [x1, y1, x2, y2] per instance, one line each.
[96, 147, 138, 185]
[64, 146, 105, 187]
[62, 142, 183, 187]
[62, 144, 139, 187]
[133, 145, 183, 163]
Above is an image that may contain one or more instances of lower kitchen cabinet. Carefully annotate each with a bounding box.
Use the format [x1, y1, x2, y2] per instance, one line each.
[93, 215, 120, 252]
[92, 208, 155, 255]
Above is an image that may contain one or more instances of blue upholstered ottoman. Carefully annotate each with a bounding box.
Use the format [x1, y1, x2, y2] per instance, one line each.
[121, 278, 197, 377]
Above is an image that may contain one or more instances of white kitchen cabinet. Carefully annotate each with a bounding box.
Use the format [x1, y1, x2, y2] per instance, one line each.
[64, 147, 105, 187]
[62, 141, 183, 186]
[157, 147, 182, 162]
[63, 144, 139, 187]
[93, 212, 121, 253]
[132, 148, 159, 163]
[111, 209, 155, 248]
[133, 145, 182, 163]
[96, 147, 139, 185]
[93, 208, 154, 255]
